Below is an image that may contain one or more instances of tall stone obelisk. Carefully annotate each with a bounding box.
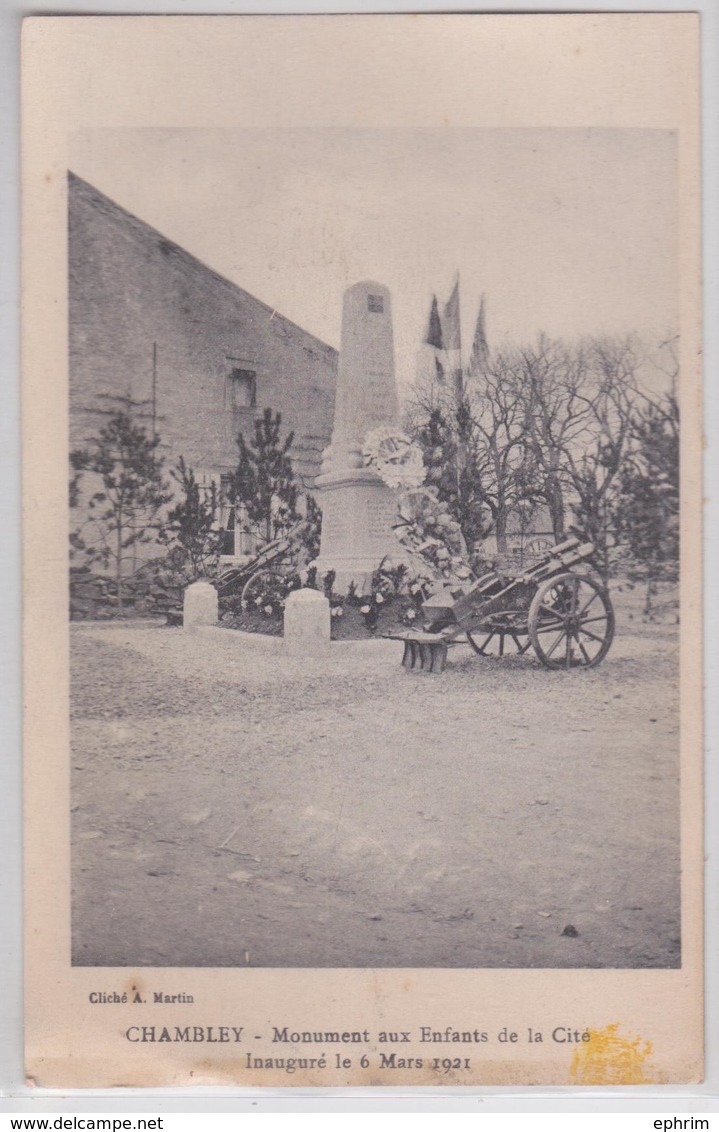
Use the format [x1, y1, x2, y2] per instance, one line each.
[313, 281, 403, 592]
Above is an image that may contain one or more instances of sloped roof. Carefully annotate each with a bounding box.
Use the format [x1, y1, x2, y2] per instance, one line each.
[68, 171, 338, 362]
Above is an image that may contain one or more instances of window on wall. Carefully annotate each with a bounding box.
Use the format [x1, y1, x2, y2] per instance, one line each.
[219, 474, 257, 558]
[227, 368, 257, 410]
[367, 294, 384, 313]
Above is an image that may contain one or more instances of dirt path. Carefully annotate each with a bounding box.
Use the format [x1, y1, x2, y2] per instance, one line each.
[71, 615, 680, 969]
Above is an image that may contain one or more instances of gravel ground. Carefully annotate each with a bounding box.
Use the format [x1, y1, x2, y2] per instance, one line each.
[71, 602, 680, 969]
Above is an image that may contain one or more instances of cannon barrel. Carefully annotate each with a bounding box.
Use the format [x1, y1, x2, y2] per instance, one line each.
[419, 539, 595, 628]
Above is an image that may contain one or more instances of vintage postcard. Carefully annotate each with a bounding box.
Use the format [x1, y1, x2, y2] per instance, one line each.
[22, 14, 703, 1088]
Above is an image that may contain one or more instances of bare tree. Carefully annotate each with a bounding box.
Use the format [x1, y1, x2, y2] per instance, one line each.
[557, 337, 640, 570]
[465, 354, 541, 555]
[496, 334, 641, 567]
[515, 336, 592, 542]
[408, 330, 661, 571]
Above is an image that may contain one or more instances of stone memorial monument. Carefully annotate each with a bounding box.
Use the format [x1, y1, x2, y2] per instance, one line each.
[314, 281, 405, 592]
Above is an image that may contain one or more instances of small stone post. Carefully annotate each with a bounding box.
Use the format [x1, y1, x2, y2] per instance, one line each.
[284, 588, 330, 656]
[183, 581, 218, 629]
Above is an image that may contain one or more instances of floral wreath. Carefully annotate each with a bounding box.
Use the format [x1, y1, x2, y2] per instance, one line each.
[362, 426, 426, 491]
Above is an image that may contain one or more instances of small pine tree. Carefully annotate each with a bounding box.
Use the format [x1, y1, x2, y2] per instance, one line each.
[229, 409, 300, 545]
[70, 411, 171, 609]
[568, 440, 624, 575]
[158, 458, 225, 583]
[412, 403, 490, 556]
[614, 393, 679, 615]
[416, 406, 461, 506]
[302, 493, 323, 562]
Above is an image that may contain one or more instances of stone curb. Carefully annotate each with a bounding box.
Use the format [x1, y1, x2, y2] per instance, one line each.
[196, 624, 397, 656]
[71, 618, 166, 630]
[71, 619, 401, 657]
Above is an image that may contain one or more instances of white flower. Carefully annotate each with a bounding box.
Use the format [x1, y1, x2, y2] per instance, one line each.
[331, 606, 343, 618]
[375, 593, 384, 604]
[254, 597, 263, 606]
[360, 605, 371, 615]
[263, 605, 273, 615]
[405, 609, 417, 620]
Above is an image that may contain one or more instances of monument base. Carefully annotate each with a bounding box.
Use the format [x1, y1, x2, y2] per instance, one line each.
[311, 559, 399, 596]
[313, 472, 408, 594]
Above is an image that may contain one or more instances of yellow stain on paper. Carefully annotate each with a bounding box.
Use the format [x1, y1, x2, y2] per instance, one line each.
[569, 1023, 658, 1084]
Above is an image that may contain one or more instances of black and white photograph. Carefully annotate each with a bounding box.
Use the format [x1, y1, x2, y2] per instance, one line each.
[67, 126, 681, 971]
[21, 14, 703, 1088]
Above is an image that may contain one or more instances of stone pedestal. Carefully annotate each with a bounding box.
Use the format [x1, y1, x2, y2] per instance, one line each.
[314, 474, 402, 592]
[183, 581, 218, 629]
[284, 588, 330, 656]
[314, 280, 405, 592]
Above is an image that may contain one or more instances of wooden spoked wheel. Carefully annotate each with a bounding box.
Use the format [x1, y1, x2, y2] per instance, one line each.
[240, 567, 293, 610]
[466, 616, 532, 658]
[527, 572, 614, 670]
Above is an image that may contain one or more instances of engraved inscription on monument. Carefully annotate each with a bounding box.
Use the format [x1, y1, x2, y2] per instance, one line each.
[366, 497, 398, 542]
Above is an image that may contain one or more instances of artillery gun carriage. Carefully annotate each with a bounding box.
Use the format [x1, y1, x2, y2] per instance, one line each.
[387, 537, 614, 674]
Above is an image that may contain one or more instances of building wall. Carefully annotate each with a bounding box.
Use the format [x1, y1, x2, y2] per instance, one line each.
[69, 172, 338, 489]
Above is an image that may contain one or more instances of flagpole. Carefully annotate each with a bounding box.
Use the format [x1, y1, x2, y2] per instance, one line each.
[457, 271, 464, 405]
[450, 272, 465, 516]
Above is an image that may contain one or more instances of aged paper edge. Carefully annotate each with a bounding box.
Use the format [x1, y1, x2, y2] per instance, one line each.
[21, 13, 703, 1090]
